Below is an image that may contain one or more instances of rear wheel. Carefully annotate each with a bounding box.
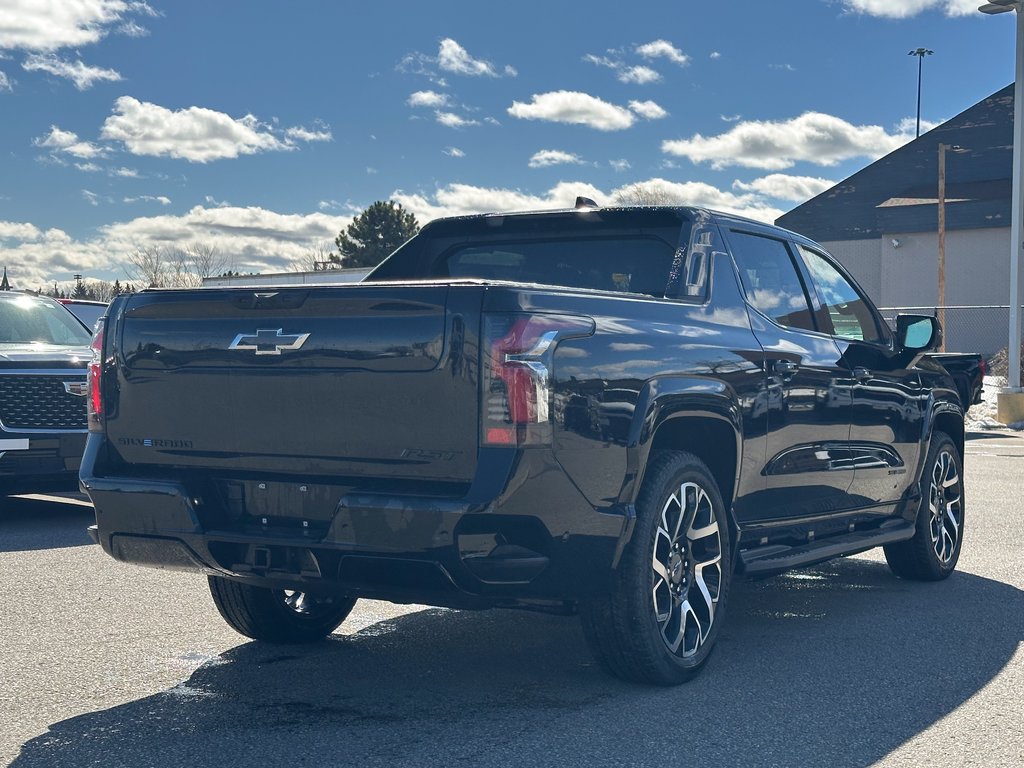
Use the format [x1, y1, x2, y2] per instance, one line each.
[580, 451, 731, 685]
[884, 431, 964, 581]
[208, 576, 356, 642]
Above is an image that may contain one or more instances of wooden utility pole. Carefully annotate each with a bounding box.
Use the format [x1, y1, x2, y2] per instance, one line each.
[938, 142, 947, 351]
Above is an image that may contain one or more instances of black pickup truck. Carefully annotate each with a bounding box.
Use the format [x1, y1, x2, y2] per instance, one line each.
[82, 204, 965, 685]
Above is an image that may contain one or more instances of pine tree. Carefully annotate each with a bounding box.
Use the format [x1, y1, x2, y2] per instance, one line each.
[334, 201, 419, 268]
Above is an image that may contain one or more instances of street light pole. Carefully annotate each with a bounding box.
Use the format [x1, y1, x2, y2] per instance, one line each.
[909, 48, 933, 138]
[979, 1, 1024, 393]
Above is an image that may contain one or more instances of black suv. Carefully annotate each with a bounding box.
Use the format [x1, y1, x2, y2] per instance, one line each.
[0, 292, 94, 495]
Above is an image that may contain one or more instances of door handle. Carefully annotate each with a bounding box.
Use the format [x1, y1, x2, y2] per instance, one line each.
[853, 366, 872, 381]
[774, 360, 798, 375]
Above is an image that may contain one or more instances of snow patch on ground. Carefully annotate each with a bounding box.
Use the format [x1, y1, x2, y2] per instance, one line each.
[964, 376, 1024, 431]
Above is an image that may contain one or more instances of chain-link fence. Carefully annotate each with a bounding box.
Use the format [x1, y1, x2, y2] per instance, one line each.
[877, 305, 1024, 358]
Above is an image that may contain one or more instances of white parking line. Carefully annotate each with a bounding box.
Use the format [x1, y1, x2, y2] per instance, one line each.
[12, 493, 94, 507]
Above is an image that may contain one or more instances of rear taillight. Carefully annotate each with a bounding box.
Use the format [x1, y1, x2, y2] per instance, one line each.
[87, 323, 104, 431]
[482, 313, 594, 447]
[979, 357, 987, 377]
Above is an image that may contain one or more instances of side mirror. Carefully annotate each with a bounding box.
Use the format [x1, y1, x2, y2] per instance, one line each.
[896, 314, 941, 352]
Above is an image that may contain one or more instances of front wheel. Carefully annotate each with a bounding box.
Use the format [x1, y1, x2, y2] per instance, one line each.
[580, 451, 732, 685]
[208, 576, 356, 642]
[884, 430, 964, 581]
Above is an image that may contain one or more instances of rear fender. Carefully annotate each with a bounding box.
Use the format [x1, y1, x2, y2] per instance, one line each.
[612, 377, 743, 566]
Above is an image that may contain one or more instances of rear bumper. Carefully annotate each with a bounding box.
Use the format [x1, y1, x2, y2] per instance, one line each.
[81, 447, 632, 607]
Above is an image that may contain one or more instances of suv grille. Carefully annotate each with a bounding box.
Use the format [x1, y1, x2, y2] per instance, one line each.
[0, 374, 88, 430]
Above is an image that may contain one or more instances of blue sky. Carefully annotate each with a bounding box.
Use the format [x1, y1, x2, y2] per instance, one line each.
[0, 0, 1018, 290]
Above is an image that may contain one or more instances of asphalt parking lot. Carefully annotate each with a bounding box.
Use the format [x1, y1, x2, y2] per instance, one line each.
[2, 432, 1022, 768]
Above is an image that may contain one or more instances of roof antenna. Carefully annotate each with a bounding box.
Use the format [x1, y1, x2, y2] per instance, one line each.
[575, 196, 599, 209]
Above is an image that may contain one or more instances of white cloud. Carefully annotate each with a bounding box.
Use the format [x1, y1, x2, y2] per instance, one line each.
[33, 126, 107, 159]
[628, 100, 668, 120]
[635, 40, 689, 66]
[841, 0, 979, 18]
[22, 53, 121, 89]
[75, 162, 102, 172]
[895, 116, 941, 135]
[318, 199, 344, 211]
[618, 65, 661, 84]
[583, 54, 619, 70]
[408, 90, 450, 108]
[611, 178, 784, 221]
[721, 114, 741, 122]
[508, 91, 636, 131]
[110, 166, 139, 177]
[284, 125, 333, 142]
[444, 146, 465, 157]
[118, 21, 149, 38]
[733, 174, 836, 202]
[0, 71, 11, 91]
[123, 195, 171, 205]
[0, 205, 355, 290]
[585, 46, 679, 83]
[662, 111, 914, 170]
[610, 159, 631, 172]
[435, 111, 479, 129]
[0, 1, 156, 52]
[528, 149, 585, 168]
[100, 97, 317, 162]
[82, 189, 101, 206]
[0, 220, 42, 241]
[437, 38, 515, 77]
[710, 51, 722, 60]
[391, 178, 783, 225]
[392, 182, 609, 222]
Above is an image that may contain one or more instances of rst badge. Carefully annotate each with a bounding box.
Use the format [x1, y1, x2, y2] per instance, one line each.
[229, 328, 311, 356]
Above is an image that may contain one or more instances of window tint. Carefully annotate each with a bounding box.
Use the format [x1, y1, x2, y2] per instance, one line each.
[729, 232, 816, 332]
[798, 245, 883, 344]
[434, 237, 675, 297]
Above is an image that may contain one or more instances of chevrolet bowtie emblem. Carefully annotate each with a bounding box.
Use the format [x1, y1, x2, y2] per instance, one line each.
[229, 328, 311, 355]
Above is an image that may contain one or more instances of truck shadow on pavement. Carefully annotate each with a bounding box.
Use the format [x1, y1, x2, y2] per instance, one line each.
[12, 557, 1024, 768]
[0, 494, 93, 553]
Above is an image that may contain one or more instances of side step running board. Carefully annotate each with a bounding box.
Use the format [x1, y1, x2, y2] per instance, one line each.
[737, 520, 915, 577]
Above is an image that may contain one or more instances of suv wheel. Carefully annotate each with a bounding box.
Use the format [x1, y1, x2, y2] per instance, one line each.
[208, 576, 356, 642]
[884, 430, 964, 581]
[580, 451, 732, 685]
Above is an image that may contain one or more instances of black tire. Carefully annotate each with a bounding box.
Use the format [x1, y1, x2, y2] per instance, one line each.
[580, 451, 732, 685]
[208, 576, 356, 643]
[884, 431, 964, 581]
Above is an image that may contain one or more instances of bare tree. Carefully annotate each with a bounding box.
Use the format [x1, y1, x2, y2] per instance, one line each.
[613, 181, 686, 206]
[124, 245, 168, 288]
[123, 243, 231, 288]
[291, 241, 339, 272]
[186, 243, 231, 283]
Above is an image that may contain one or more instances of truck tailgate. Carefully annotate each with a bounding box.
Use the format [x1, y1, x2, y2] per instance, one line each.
[105, 285, 479, 483]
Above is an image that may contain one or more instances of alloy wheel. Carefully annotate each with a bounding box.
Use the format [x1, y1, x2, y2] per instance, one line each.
[928, 449, 962, 565]
[651, 481, 723, 657]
